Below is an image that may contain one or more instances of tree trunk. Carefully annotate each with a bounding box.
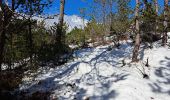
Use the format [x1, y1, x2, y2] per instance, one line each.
[154, 0, 158, 35]
[59, 0, 65, 27]
[132, 0, 140, 62]
[102, 0, 106, 44]
[28, 1, 33, 65]
[8, 0, 15, 70]
[102, 0, 106, 25]
[0, 23, 6, 71]
[162, 0, 168, 46]
[0, 0, 2, 71]
[57, 0, 65, 44]
[28, 18, 33, 65]
[12, 0, 15, 11]
[109, 0, 113, 34]
[132, 34, 140, 62]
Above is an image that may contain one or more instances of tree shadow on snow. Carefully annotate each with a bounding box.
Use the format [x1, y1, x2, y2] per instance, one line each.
[148, 56, 170, 95]
[139, 45, 147, 60]
[89, 90, 118, 100]
[20, 43, 131, 99]
[88, 43, 132, 67]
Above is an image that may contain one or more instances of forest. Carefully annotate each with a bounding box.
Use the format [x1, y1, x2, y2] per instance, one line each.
[0, 0, 170, 100]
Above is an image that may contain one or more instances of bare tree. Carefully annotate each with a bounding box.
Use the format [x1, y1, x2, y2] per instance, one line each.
[162, 0, 168, 46]
[132, 0, 140, 62]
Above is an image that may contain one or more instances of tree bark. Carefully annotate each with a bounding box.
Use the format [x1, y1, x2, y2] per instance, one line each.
[162, 0, 168, 46]
[102, 0, 106, 25]
[28, 18, 33, 65]
[132, 0, 140, 62]
[0, 0, 2, 71]
[102, 0, 106, 44]
[57, 0, 65, 44]
[28, 1, 33, 65]
[8, 0, 15, 70]
[109, 0, 113, 34]
[59, 0, 65, 27]
[154, 0, 158, 35]
[0, 23, 6, 71]
[12, 0, 15, 11]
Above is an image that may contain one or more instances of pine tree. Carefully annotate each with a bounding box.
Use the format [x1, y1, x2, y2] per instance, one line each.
[113, 0, 131, 34]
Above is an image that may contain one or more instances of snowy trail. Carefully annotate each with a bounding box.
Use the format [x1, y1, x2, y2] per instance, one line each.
[20, 42, 170, 100]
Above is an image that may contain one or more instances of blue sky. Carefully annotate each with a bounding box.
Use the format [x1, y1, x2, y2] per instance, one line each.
[44, 0, 164, 18]
[44, 0, 91, 16]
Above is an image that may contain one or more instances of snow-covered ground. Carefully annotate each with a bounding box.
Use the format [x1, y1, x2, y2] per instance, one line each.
[20, 41, 170, 100]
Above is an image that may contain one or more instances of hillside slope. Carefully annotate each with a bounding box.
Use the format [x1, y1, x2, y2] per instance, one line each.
[20, 41, 170, 100]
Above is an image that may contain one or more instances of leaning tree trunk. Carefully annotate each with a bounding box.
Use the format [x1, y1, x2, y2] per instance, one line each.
[57, 0, 65, 44]
[162, 0, 168, 46]
[132, 0, 140, 62]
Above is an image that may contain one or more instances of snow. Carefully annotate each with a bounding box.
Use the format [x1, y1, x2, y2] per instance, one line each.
[167, 32, 170, 38]
[20, 41, 170, 100]
[33, 15, 88, 32]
